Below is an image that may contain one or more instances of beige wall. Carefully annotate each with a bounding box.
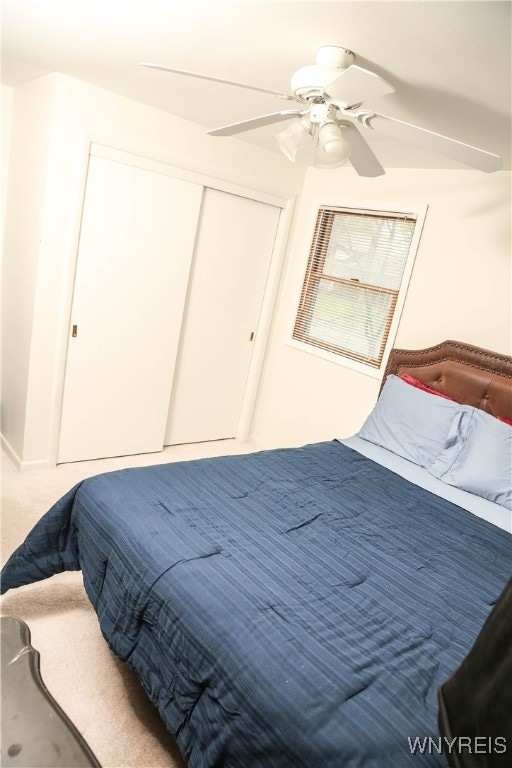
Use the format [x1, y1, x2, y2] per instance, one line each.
[2, 74, 305, 466]
[251, 166, 512, 448]
[1, 77, 57, 461]
[1, 84, 13, 234]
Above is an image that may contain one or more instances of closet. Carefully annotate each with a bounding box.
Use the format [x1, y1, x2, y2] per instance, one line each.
[165, 187, 281, 446]
[58, 146, 282, 463]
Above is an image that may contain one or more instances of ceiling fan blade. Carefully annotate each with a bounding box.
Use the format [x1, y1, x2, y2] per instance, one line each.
[339, 122, 385, 177]
[323, 65, 395, 107]
[359, 110, 503, 172]
[208, 110, 304, 137]
[140, 63, 295, 100]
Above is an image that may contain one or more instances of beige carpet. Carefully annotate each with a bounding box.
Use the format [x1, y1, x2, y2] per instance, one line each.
[1, 440, 257, 768]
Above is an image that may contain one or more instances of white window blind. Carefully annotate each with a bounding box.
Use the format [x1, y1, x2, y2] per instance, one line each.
[293, 207, 418, 368]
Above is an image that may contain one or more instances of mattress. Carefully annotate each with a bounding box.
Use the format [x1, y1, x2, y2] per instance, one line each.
[341, 435, 511, 532]
[1, 441, 510, 767]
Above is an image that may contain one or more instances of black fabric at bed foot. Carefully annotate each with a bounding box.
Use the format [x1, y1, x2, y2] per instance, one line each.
[438, 577, 512, 767]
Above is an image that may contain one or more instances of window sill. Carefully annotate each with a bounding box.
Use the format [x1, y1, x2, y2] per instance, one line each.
[286, 338, 385, 379]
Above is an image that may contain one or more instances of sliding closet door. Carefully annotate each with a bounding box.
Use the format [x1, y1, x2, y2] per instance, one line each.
[165, 188, 281, 445]
[58, 154, 202, 463]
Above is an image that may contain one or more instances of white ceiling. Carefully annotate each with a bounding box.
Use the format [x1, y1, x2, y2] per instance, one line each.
[1, 0, 511, 171]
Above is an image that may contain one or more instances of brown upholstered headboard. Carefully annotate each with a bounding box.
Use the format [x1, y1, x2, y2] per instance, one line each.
[382, 340, 512, 421]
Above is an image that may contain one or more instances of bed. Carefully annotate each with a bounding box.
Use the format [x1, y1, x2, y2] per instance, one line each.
[1, 340, 511, 768]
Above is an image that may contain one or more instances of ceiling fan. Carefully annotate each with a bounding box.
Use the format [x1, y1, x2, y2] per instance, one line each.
[141, 46, 502, 176]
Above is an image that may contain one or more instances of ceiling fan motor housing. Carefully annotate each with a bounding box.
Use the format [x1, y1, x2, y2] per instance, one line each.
[291, 46, 355, 100]
[315, 45, 355, 68]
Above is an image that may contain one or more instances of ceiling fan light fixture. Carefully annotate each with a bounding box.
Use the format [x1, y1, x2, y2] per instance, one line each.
[314, 121, 352, 169]
[274, 116, 313, 161]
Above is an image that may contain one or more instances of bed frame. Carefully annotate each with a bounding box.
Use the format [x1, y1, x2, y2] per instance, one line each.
[383, 339, 512, 421]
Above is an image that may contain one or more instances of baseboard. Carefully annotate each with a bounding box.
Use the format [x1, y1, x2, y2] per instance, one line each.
[19, 458, 54, 471]
[1, 434, 53, 471]
[1, 433, 22, 469]
[247, 435, 272, 451]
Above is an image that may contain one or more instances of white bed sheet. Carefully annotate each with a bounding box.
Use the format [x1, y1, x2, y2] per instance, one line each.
[339, 435, 511, 534]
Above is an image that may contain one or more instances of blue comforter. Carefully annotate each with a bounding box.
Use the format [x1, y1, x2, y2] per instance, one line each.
[1, 442, 510, 767]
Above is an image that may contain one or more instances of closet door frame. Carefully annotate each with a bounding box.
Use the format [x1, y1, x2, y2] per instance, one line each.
[48, 134, 295, 466]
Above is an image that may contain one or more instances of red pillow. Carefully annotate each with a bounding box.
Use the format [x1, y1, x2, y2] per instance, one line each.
[400, 373, 512, 425]
[400, 373, 456, 401]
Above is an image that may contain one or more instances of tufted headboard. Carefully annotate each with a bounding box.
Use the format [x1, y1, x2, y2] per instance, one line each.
[382, 340, 512, 421]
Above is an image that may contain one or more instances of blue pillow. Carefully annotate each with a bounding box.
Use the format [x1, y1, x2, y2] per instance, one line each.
[431, 408, 512, 509]
[358, 374, 467, 470]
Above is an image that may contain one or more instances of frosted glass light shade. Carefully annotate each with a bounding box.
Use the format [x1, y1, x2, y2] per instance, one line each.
[274, 117, 312, 161]
[314, 122, 352, 169]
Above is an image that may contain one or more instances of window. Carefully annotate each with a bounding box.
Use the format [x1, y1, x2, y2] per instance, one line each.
[292, 205, 423, 370]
